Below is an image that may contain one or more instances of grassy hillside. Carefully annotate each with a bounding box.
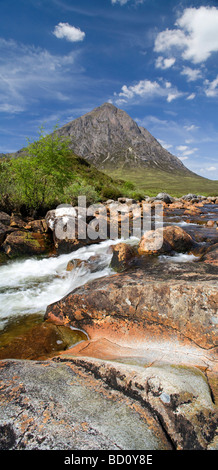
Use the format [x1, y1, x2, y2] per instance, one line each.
[104, 167, 218, 197]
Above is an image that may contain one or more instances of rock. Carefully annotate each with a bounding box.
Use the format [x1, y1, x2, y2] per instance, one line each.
[62, 356, 217, 450]
[0, 223, 9, 246]
[0, 321, 87, 361]
[138, 225, 196, 255]
[0, 211, 10, 226]
[45, 207, 100, 254]
[182, 194, 198, 200]
[24, 219, 48, 233]
[206, 220, 217, 228]
[45, 263, 218, 352]
[66, 256, 103, 273]
[155, 193, 173, 204]
[200, 243, 218, 267]
[110, 242, 137, 272]
[2, 231, 52, 258]
[0, 359, 171, 450]
[10, 214, 26, 229]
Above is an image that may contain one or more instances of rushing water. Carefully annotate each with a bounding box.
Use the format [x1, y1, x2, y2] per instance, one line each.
[0, 237, 139, 331]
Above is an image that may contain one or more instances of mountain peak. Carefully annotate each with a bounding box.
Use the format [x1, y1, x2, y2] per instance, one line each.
[56, 103, 193, 175]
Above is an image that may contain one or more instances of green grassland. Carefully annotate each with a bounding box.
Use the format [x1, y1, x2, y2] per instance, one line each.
[104, 167, 218, 198]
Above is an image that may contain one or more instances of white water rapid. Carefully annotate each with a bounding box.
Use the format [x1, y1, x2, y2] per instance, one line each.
[0, 238, 139, 330]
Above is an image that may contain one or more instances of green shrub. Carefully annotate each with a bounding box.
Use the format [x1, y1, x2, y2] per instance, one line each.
[64, 180, 100, 205]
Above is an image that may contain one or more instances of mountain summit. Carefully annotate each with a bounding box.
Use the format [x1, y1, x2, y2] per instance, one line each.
[56, 103, 192, 175]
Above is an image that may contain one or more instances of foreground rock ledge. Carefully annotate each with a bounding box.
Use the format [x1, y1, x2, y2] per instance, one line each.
[45, 263, 218, 352]
[0, 357, 217, 450]
[0, 358, 172, 450]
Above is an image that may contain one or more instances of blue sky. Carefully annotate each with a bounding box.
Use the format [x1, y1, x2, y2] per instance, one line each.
[0, 0, 218, 179]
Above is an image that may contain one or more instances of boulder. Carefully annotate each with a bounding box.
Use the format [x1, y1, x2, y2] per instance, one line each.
[2, 231, 52, 258]
[66, 255, 103, 273]
[10, 214, 26, 229]
[45, 262, 218, 351]
[24, 219, 48, 233]
[45, 207, 100, 254]
[110, 242, 137, 272]
[155, 193, 173, 204]
[200, 243, 218, 267]
[0, 223, 9, 246]
[0, 211, 10, 226]
[138, 225, 196, 255]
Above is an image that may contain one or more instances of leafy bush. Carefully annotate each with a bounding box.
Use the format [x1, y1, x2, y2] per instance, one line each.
[64, 180, 100, 205]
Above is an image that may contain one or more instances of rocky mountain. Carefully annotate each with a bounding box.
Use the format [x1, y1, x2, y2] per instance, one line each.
[56, 102, 193, 175]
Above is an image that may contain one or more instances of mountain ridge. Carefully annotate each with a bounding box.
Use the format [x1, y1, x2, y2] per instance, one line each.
[55, 102, 196, 176]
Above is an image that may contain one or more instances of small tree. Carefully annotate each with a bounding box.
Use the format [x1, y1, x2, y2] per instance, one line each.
[10, 126, 73, 213]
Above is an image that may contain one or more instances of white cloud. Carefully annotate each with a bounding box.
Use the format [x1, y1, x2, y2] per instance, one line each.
[186, 93, 196, 100]
[206, 166, 216, 171]
[158, 139, 173, 150]
[177, 145, 188, 152]
[53, 22, 85, 42]
[176, 145, 198, 158]
[154, 6, 218, 64]
[204, 75, 218, 97]
[155, 56, 176, 70]
[111, 0, 144, 4]
[114, 78, 183, 104]
[178, 156, 188, 161]
[201, 166, 217, 172]
[181, 66, 202, 82]
[184, 124, 199, 131]
[167, 91, 182, 102]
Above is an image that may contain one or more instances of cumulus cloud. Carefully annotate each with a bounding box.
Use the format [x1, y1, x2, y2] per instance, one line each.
[53, 22, 85, 42]
[114, 78, 183, 104]
[154, 6, 218, 64]
[155, 56, 176, 70]
[186, 93, 196, 100]
[181, 66, 202, 82]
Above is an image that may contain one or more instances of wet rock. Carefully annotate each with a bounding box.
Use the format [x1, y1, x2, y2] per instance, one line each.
[2, 231, 52, 258]
[200, 243, 218, 267]
[110, 242, 137, 272]
[0, 321, 86, 361]
[66, 256, 103, 273]
[45, 263, 218, 351]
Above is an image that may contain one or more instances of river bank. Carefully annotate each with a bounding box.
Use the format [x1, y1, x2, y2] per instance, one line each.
[0, 193, 217, 450]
